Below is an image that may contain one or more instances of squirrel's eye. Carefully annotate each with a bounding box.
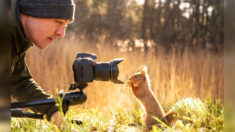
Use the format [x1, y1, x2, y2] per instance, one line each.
[134, 76, 138, 79]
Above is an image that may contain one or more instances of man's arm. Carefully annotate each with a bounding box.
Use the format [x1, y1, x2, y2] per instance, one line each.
[11, 55, 58, 120]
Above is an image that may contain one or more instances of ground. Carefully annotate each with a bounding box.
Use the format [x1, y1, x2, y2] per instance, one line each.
[11, 99, 223, 132]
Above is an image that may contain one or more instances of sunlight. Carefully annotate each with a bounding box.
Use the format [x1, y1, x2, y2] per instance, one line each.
[136, 0, 166, 5]
[208, 6, 214, 15]
[135, 39, 144, 47]
[135, 0, 145, 5]
[179, 2, 190, 10]
[179, 2, 191, 18]
[183, 12, 190, 18]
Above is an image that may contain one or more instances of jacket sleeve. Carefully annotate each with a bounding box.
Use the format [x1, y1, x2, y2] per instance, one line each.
[11, 55, 58, 121]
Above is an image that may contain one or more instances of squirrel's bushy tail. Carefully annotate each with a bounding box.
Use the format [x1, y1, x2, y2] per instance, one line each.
[162, 111, 178, 126]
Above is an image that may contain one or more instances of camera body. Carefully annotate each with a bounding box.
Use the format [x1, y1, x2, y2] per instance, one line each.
[73, 53, 123, 84]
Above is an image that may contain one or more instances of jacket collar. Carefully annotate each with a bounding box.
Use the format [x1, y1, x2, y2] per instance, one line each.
[11, 0, 33, 55]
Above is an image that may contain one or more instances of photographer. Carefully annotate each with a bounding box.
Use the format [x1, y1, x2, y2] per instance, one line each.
[10, 0, 76, 126]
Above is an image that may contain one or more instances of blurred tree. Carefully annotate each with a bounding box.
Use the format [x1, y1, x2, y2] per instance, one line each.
[68, 0, 224, 52]
[105, 0, 127, 40]
[69, 0, 89, 37]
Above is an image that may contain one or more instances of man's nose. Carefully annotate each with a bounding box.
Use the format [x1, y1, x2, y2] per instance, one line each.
[55, 26, 66, 38]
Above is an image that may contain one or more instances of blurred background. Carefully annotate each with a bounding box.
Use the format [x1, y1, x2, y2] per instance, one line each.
[70, 0, 223, 52]
[26, 0, 224, 109]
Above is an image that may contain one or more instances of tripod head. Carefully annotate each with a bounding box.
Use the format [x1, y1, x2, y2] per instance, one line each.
[69, 83, 88, 92]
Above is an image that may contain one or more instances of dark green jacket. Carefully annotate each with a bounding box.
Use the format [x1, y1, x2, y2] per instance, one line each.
[10, 0, 58, 120]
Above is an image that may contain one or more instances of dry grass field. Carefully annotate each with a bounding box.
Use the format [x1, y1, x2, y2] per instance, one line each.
[9, 36, 225, 131]
[26, 35, 224, 110]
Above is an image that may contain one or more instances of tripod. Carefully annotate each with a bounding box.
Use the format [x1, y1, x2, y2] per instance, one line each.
[11, 83, 88, 125]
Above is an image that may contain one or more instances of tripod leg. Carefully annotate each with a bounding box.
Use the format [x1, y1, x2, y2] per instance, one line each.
[11, 109, 43, 119]
[71, 119, 82, 125]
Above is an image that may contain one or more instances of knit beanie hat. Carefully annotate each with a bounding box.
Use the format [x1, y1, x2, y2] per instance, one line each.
[18, 0, 75, 21]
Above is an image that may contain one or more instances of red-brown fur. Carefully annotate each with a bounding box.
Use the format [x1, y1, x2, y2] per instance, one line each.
[127, 66, 177, 130]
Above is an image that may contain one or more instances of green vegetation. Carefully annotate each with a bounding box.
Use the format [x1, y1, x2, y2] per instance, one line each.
[11, 99, 224, 132]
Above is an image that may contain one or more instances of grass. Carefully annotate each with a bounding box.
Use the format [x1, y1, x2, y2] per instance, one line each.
[10, 36, 224, 131]
[25, 36, 223, 108]
[11, 99, 224, 131]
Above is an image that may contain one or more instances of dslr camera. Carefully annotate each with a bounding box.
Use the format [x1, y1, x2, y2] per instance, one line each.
[73, 53, 123, 84]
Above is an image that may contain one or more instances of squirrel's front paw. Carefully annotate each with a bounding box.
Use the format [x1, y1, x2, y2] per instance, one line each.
[127, 81, 133, 88]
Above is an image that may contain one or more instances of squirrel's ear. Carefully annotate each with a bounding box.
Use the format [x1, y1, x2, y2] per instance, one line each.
[142, 66, 148, 72]
[138, 65, 147, 71]
[141, 68, 147, 75]
[138, 65, 145, 71]
[141, 70, 145, 75]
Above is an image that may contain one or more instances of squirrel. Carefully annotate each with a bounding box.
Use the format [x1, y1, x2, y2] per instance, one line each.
[127, 66, 177, 130]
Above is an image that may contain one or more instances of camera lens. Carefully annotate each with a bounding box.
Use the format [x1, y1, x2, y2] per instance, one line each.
[94, 59, 123, 83]
[94, 62, 110, 81]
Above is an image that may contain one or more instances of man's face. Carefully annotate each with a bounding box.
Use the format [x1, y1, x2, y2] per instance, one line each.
[20, 14, 71, 49]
